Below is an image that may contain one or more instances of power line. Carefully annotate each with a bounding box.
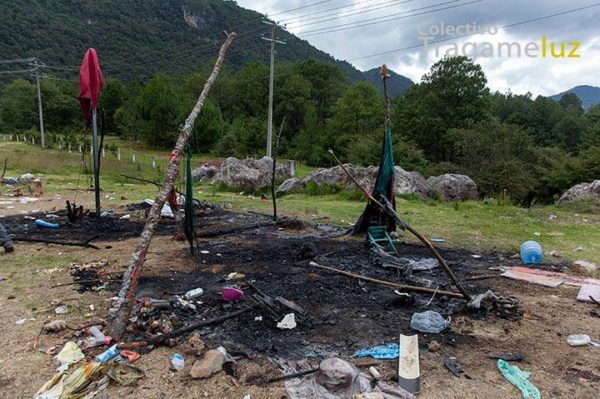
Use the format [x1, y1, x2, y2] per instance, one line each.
[298, 0, 479, 36]
[348, 2, 600, 61]
[285, 0, 417, 27]
[279, 0, 399, 22]
[268, 0, 337, 17]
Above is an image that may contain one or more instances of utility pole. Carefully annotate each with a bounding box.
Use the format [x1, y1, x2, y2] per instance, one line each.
[29, 58, 46, 148]
[261, 20, 286, 158]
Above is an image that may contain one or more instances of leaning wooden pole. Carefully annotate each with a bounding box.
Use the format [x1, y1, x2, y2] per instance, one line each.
[328, 148, 471, 301]
[109, 33, 236, 337]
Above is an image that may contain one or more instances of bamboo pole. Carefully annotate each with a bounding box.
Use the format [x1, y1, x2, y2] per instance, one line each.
[109, 33, 237, 337]
[308, 261, 464, 298]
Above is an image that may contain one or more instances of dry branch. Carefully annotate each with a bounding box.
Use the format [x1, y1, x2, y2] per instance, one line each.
[308, 261, 464, 298]
[12, 235, 100, 249]
[109, 33, 237, 338]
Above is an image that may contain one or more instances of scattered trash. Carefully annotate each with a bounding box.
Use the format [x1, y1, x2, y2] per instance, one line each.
[100, 210, 113, 218]
[254, 316, 263, 322]
[95, 344, 120, 363]
[200, 250, 210, 255]
[471, 254, 482, 259]
[190, 347, 228, 379]
[106, 363, 144, 386]
[171, 354, 185, 372]
[226, 272, 246, 281]
[55, 306, 69, 314]
[405, 257, 439, 271]
[144, 199, 174, 218]
[85, 325, 107, 348]
[501, 266, 600, 289]
[354, 343, 399, 359]
[548, 214, 557, 220]
[533, 232, 541, 236]
[119, 350, 140, 363]
[15, 318, 32, 325]
[548, 250, 561, 257]
[20, 173, 34, 182]
[35, 361, 108, 399]
[44, 320, 67, 332]
[184, 287, 204, 300]
[430, 237, 446, 243]
[35, 219, 60, 229]
[277, 313, 297, 330]
[444, 356, 469, 378]
[467, 289, 498, 309]
[488, 353, 526, 362]
[119, 214, 131, 220]
[398, 335, 420, 395]
[222, 286, 244, 301]
[520, 241, 543, 264]
[56, 342, 85, 367]
[410, 310, 449, 333]
[567, 334, 600, 347]
[577, 285, 600, 303]
[497, 359, 541, 399]
[280, 357, 414, 399]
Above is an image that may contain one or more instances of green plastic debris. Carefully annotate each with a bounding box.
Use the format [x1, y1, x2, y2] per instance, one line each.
[497, 359, 541, 399]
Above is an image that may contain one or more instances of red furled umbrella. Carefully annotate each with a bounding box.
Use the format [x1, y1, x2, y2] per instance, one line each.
[78, 48, 104, 216]
[78, 48, 104, 122]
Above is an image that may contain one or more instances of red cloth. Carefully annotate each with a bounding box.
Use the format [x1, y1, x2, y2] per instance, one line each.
[78, 48, 104, 121]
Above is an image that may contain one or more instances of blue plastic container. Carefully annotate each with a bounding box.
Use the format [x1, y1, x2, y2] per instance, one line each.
[520, 240, 543, 264]
[35, 219, 59, 229]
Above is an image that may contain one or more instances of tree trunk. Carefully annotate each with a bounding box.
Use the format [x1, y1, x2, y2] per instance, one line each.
[109, 33, 236, 337]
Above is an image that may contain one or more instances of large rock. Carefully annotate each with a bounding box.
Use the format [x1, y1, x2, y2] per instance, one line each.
[427, 174, 478, 201]
[190, 347, 227, 379]
[212, 157, 291, 191]
[558, 180, 600, 204]
[276, 178, 305, 195]
[394, 167, 432, 197]
[302, 164, 353, 187]
[191, 165, 218, 183]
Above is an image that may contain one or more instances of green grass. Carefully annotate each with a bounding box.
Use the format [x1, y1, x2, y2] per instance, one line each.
[2, 140, 599, 265]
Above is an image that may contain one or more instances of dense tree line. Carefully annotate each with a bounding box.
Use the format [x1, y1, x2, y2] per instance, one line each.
[1, 56, 599, 204]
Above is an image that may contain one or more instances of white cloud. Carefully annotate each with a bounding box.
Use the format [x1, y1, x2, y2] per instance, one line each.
[236, 0, 600, 96]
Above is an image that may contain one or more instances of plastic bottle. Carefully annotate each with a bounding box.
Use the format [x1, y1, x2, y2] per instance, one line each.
[95, 344, 120, 363]
[520, 241, 543, 264]
[171, 354, 185, 371]
[35, 219, 60, 229]
[85, 326, 106, 348]
[185, 288, 204, 300]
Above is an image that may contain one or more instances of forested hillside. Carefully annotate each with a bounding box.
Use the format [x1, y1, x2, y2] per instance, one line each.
[0, 0, 412, 96]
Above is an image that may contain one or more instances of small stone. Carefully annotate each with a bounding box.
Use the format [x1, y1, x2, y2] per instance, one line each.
[428, 340, 441, 352]
[190, 347, 227, 379]
[188, 332, 206, 352]
[572, 260, 597, 275]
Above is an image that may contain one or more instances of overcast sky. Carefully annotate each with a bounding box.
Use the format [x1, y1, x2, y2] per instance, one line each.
[236, 0, 600, 96]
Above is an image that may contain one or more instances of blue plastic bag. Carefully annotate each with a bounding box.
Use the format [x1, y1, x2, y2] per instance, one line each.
[353, 343, 399, 359]
[497, 359, 541, 399]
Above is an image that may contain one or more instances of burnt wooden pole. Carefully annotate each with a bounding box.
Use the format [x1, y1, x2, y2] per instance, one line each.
[109, 33, 237, 337]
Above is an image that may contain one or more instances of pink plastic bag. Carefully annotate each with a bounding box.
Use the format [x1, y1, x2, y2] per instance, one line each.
[222, 286, 244, 301]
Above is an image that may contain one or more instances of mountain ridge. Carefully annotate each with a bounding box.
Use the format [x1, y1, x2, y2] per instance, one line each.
[550, 85, 600, 110]
[0, 0, 413, 97]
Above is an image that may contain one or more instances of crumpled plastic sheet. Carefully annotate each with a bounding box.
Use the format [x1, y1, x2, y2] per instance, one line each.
[277, 357, 414, 399]
[410, 310, 450, 333]
[353, 343, 400, 359]
[34, 361, 144, 399]
[55, 342, 85, 367]
[497, 359, 541, 399]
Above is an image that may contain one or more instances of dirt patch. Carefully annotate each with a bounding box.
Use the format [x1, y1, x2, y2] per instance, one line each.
[2, 205, 599, 399]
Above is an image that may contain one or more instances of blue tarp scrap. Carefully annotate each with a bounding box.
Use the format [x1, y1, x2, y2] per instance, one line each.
[353, 343, 400, 359]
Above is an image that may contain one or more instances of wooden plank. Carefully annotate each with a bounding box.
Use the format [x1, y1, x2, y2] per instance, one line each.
[398, 334, 420, 395]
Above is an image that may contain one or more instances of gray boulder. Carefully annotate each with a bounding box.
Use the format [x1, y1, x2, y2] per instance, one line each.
[427, 174, 478, 201]
[558, 180, 600, 204]
[394, 167, 432, 197]
[276, 178, 305, 195]
[191, 165, 218, 183]
[303, 164, 353, 187]
[212, 157, 291, 191]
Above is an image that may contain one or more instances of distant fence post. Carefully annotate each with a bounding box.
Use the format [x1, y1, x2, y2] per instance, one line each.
[152, 157, 156, 169]
[288, 160, 296, 177]
[102, 147, 106, 158]
[117, 147, 121, 160]
[132, 153, 136, 163]
[68, 143, 72, 153]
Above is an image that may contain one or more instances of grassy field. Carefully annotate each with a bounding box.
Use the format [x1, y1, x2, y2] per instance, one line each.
[2, 139, 600, 265]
